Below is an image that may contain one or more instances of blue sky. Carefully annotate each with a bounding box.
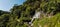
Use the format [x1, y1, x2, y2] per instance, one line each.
[0, 0, 26, 11]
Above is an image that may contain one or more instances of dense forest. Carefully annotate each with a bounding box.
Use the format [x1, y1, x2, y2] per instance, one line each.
[0, 0, 60, 27]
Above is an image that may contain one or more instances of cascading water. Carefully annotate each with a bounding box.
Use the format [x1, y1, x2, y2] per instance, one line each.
[29, 11, 44, 27]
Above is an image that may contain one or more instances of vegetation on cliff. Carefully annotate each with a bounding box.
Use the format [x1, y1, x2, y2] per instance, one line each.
[0, 0, 60, 27]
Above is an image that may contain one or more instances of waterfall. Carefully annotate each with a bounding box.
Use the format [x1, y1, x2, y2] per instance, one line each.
[29, 11, 44, 27]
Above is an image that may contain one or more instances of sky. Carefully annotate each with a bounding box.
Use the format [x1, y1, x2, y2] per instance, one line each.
[0, 0, 26, 11]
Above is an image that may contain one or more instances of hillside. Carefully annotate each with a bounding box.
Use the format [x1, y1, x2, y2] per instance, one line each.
[0, 0, 60, 27]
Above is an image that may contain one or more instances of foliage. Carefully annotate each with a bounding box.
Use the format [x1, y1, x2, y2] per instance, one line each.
[33, 13, 60, 27]
[0, 0, 60, 27]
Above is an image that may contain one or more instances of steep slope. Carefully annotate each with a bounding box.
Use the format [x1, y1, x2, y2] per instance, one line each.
[0, 0, 60, 27]
[9, 0, 60, 27]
